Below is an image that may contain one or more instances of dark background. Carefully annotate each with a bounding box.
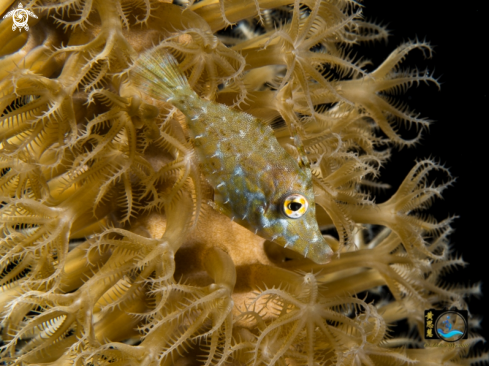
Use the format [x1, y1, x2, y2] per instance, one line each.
[360, 0, 488, 345]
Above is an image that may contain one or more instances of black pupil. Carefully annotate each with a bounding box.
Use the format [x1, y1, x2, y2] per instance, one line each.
[288, 202, 302, 211]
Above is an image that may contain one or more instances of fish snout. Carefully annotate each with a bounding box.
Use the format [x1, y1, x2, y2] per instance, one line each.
[303, 235, 334, 264]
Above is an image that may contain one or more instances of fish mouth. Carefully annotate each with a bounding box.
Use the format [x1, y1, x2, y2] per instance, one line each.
[268, 225, 333, 264]
[294, 229, 334, 264]
[305, 235, 334, 264]
[282, 222, 334, 264]
[258, 216, 334, 264]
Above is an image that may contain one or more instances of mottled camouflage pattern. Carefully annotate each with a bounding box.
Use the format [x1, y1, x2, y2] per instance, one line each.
[131, 49, 333, 263]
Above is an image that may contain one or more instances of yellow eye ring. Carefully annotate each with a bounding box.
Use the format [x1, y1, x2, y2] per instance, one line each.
[282, 194, 308, 219]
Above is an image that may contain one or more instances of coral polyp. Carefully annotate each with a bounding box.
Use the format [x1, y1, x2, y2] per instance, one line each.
[0, 0, 485, 365]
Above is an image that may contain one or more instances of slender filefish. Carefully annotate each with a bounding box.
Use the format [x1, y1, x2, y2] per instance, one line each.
[130, 48, 333, 264]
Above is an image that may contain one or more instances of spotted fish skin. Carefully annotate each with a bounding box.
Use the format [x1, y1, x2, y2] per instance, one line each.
[131, 49, 333, 264]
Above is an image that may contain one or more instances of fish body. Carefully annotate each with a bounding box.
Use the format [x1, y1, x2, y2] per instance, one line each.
[131, 49, 333, 264]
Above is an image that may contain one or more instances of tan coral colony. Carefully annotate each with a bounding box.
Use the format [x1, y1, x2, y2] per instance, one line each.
[0, 0, 486, 365]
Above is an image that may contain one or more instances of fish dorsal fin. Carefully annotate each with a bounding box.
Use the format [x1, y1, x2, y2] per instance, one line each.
[282, 143, 300, 161]
[130, 47, 190, 102]
[288, 123, 310, 170]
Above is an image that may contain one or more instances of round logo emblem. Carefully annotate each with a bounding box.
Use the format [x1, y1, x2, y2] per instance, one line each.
[13, 7, 29, 29]
[2, 3, 38, 32]
[435, 311, 467, 342]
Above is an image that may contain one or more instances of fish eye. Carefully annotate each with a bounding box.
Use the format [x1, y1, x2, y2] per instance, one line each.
[282, 194, 308, 219]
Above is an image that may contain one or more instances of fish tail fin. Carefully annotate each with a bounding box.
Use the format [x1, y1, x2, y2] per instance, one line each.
[130, 48, 190, 101]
